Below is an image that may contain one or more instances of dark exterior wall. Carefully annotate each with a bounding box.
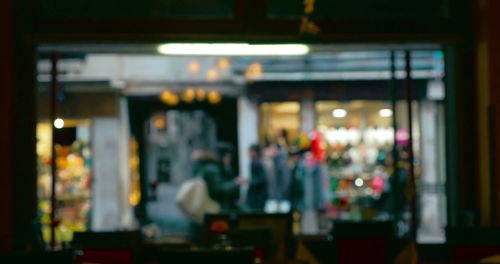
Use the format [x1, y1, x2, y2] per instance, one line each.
[487, 0, 500, 226]
[0, 0, 14, 252]
[0, 0, 38, 252]
[31, 0, 467, 42]
[6, 0, 38, 251]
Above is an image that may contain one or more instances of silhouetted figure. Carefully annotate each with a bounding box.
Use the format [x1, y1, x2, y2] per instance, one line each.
[246, 144, 268, 210]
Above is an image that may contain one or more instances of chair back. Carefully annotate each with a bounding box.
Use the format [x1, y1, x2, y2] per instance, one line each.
[72, 231, 142, 264]
[332, 221, 394, 264]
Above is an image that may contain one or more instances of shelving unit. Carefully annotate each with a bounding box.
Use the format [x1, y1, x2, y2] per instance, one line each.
[37, 123, 92, 247]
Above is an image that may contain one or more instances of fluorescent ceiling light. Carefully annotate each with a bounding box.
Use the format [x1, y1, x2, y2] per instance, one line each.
[157, 43, 309, 56]
[379, 108, 393, 117]
[332, 109, 347, 118]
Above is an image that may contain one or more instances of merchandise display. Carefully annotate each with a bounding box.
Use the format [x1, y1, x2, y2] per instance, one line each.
[258, 100, 419, 234]
[37, 122, 92, 247]
[316, 101, 400, 221]
[321, 127, 393, 220]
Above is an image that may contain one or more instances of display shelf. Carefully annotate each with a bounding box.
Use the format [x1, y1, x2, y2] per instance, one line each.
[39, 193, 90, 202]
[36, 124, 92, 248]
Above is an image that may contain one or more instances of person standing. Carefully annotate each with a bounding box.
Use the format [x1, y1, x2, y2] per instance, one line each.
[214, 143, 240, 210]
[191, 148, 239, 211]
[295, 151, 324, 234]
[267, 143, 292, 212]
[246, 144, 268, 210]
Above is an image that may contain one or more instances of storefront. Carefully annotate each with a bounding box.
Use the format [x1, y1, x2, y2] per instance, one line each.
[32, 47, 450, 245]
[253, 50, 447, 241]
[34, 53, 245, 241]
[35, 79, 134, 247]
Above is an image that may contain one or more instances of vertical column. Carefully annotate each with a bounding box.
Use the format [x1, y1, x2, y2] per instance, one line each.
[300, 99, 315, 135]
[237, 96, 259, 180]
[118, 98, 135, 229]
[404, 51, 417, 238]
[444, 45, 461, 227]
[476, 0, 492, 226]
[91, 117, 125, 231]
[0, 0, 13, 252]
[487, 0, 500, 226]
[418, 101, 445, 242]
[49, 54, 59, 250]
[10, 2, 37, 250]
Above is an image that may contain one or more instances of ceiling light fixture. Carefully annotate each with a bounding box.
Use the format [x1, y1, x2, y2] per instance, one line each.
[157, 43, 310, 56]
[379, 108, 393, 117]
[332, 109, 347, 118]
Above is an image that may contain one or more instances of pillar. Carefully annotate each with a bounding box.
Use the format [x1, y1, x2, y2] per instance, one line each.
[237, 96, 259, 181]
[418, 101, 445, 242]
[91, 117, 132, 231]
[300, 99, 315, 135]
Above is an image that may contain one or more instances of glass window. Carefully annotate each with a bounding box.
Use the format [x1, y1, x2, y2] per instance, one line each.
[259, 102, 301, 146]
[316, 101, 395, 221]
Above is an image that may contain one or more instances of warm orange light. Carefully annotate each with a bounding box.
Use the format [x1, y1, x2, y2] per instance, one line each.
[160, 90, 172, 101]
[217, 58, 231, 71]
[208, 90, 222, 104]
[196, 88, 207, 101]
[154, 115, 166, 130]
[183, 87, 196, 103]
[244, 61, 264, 81]
[187, 60, 200, 74]
[170, 94, 179, 105]
[129, 137, 141, 207]
[206, 69, 218, 82]
[160, 90, 179, 105]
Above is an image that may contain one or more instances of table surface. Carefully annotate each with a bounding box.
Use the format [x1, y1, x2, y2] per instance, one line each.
[481, 254, 500, 263]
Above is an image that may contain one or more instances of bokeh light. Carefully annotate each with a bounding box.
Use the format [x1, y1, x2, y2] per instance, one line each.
[183, 87, 196, 103]
[206, 69, 218, 82]
[208, 90, 222, 104]
[187, 60, 200, 74]
[196, 88, 207, 101]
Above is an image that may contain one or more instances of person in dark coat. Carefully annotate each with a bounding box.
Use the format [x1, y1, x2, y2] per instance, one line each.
[191, 150, 239, 211]
[216, 143, 240, 210]
[246, 144, 268, 210]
